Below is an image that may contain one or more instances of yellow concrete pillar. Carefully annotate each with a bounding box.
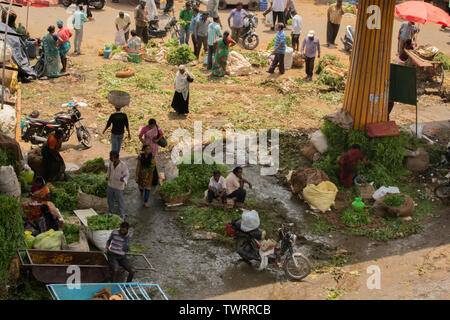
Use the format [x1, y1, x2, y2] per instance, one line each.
[342, 0, 396, 130]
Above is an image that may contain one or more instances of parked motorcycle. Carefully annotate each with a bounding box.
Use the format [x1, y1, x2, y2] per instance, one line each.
[62, 0, 105, 10]
[232, 221, 311, 281]
[434, 172, 450, 199]
[241, 13, 259, 50]
[21, 103, 92, 148]
[148, 16, 180, 39]
[341, 25, 354, 52]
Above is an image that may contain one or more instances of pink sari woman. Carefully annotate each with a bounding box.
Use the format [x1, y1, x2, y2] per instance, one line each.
[138, 118, 163, 162]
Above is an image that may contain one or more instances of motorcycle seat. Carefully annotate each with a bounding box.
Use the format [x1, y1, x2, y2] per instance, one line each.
[28, 118, 57, 125]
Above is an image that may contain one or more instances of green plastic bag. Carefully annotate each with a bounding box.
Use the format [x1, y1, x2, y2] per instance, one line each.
[25, 231, 35, 249]
[33, 229, 63, 250]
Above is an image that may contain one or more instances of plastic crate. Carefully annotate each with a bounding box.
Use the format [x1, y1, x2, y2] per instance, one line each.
[127, 52, 142, 63]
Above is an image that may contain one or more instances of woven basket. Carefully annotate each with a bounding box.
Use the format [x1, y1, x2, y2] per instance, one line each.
[160, 190, 191, 205]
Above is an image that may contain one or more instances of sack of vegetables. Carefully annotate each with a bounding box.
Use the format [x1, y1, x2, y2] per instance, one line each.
[87, 214, 122, 251]
[33, 229, 64, 250]
[158, 176, 191, 205]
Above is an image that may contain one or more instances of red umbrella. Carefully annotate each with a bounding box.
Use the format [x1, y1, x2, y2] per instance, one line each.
[12, 0, 58, 29]
[395, 1, 450, 26]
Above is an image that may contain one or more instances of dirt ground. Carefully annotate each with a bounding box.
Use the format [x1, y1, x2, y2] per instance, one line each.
[11, 1, 450, 300]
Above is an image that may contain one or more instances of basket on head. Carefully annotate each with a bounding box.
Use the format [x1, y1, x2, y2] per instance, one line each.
[107, 90, 130, 108]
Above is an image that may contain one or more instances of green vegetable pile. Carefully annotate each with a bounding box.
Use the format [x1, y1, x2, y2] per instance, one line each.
[315, 54, 345, 74]
[267, 35, 292, 50]
[145, 39, 159, 48]
[0, 194, 25, 297]
[50, 172, 108, 211]
[159, 153, 228, 199]
[163, 38, 179, 48]
[287, 19, 292, 25]
[340, 207, 372, 227]
[111, 45, 123, 57]
[344, 4, 356, 14]
[313, 120, 412, 189]
[87, 214, 122, 231]
[0, 148, 19, 174]
[63, 224, 80, 244]
[433, 52, 450, 71]
[80, 157, 106, 174]
[316, 72, 346, 90]
[383, 194, 405, 207]
[167, 44, 196, 66]
[241, 51, 269, 67]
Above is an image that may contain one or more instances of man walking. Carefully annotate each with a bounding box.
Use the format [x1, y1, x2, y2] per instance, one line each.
[115, 11, 131, 42]
[207, 0, 221, 26]
[228, 2, 248, 43]
[194, 11, 210, 60]
[207, 16, 222, 70]
[146, 0, 157, 20]
[301, 30, 320, 80]
[107, 151, 129, 219]
[102, 106, 131, 153]
[72, 6, 87, 55]
[398, 21, 417, 55]
[326, 0, 344, 47]
[270, 0, 287, 30]
[291, 10, 302, 51]
[267, 23, 286, 75]
[179, 2, 193, 45]
[135, 0, 150, 45]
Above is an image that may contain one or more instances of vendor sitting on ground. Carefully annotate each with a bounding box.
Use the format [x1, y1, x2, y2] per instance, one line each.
[22, 176, 61, 235]
[207, 170, 227, 206]
[339, 144, 372, 188]
[41, 129, 66, 181]
[225, 166, 252, 206]
[124, 30, 143, 53]
[106, 221, 136, 283]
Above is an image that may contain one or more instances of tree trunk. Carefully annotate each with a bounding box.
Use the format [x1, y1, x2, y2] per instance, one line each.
[342, 0, 396, 130]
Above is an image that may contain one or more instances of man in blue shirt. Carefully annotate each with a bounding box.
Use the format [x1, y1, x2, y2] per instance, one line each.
[397, 21, 417, 55]
[267, 23, 286, 75]
[207, 16, 222, 70]
[72, 6, 88, 55]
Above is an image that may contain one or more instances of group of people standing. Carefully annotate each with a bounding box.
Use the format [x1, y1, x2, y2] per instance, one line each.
[103, 101, 165, 216]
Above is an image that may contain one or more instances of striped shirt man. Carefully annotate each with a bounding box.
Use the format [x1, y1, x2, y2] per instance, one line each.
[107, 229, 132, 256]
[207, 21, 222, 46]
[274, 30, 286, 54]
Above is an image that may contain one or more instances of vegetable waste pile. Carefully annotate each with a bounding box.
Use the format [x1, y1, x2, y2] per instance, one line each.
[315, 55, 347, 91]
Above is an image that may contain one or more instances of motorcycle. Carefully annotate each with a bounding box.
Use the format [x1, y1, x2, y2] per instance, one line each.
[232, 221, 311, 281]
[148, 16, 180, 39]
[434, 172, 450, 199]
[62, 0, 105, 10]
[241, 13, 259, 50]
[21, 103, 92, 148]
[341, 25, 354, 52]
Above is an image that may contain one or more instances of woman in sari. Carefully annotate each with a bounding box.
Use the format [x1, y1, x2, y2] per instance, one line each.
[41, 129, 66, 181]
[211, 31, 236, 77]
[139, 119, 163, 186]
[171, 65, 194, 115]
[136, 144, 156, 208]
[42, 25, 61, 78]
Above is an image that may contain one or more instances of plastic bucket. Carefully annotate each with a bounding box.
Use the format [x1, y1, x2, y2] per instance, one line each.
[25, 38, 37, 59]
[104, 49, 112, 59]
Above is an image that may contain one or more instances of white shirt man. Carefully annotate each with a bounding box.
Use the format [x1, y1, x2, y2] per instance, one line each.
[115, 12, 132, 41]
[146, 0, 157, 20]
[291, 12, 302, 51]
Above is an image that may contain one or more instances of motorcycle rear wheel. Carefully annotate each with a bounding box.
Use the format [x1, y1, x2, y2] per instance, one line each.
[242, 34, 259, 50]
[248, 1, 258, 11]
[77, 126, 92, 148]
[62, 0, 72, 7]
[434, 184, 450, 199]
[93, 1, 105, 10]
[283, 253, 311, 281]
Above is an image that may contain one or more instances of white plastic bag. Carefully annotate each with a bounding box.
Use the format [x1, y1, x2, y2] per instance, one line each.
[265, 13, 273, 27]
[87, 229, 112, 252]
[160, 0, 166, 9]
[372, 186, 400, 200]
[240, 210, 260, 232]
[0, 40, 12, 62]
[114, 30, 126, 46]
[0, 165, 21, 199]
[310, 130, 328, 154]
[284, 47, 294, 70]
